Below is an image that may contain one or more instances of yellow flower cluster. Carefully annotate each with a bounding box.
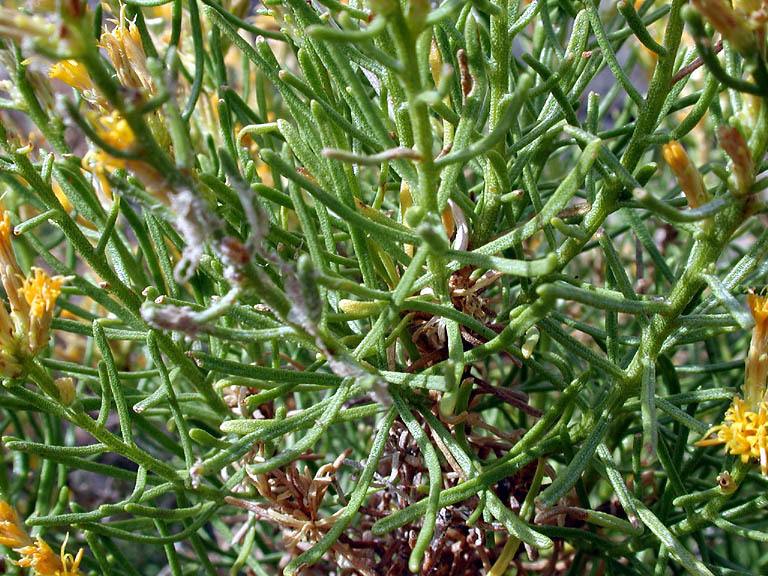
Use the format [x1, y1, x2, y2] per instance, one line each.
[47, 5, 158, 198]
[697, 294, 768, 475]
[0, 212, 65, 377]
[49, 64, 137, 193]
[81, 110, 137, 199]
[0, 500, 83, 576]
[696, 398, 768, 475]
[47, 6, 153, 99]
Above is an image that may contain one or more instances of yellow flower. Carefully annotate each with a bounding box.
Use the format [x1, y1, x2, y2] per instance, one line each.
[21, 268, 65, 354]
[696, 293, 768, 475]
[82, 110, 169, 199]
[0, 501, 84, 576]
[82, 110, 134, 197]
[0, 211, 66, 377]
[22, 268, 65, 320]
[47, 60, 101, 106]
[696, 398, 768, 475]
[17, 535, 84, 576]
[0, 500, 32, 549]
[733, 0, 768, 32]
[89, 110, 136, 154]
[52, 181, 75, 215]
[662, 141, 711, 209]
[0, 210, 28, 317]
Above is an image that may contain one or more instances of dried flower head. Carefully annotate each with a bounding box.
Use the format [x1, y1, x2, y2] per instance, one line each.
[227, 450, 374, 573]
[662, 141, 711, 208]
[99, 5, 155, 95]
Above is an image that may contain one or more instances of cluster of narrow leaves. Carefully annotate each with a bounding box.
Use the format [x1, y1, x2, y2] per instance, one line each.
[1, 0, 768, 574]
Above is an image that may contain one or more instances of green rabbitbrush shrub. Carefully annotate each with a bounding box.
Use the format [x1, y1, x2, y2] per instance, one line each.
[0, 0, 767, 573]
